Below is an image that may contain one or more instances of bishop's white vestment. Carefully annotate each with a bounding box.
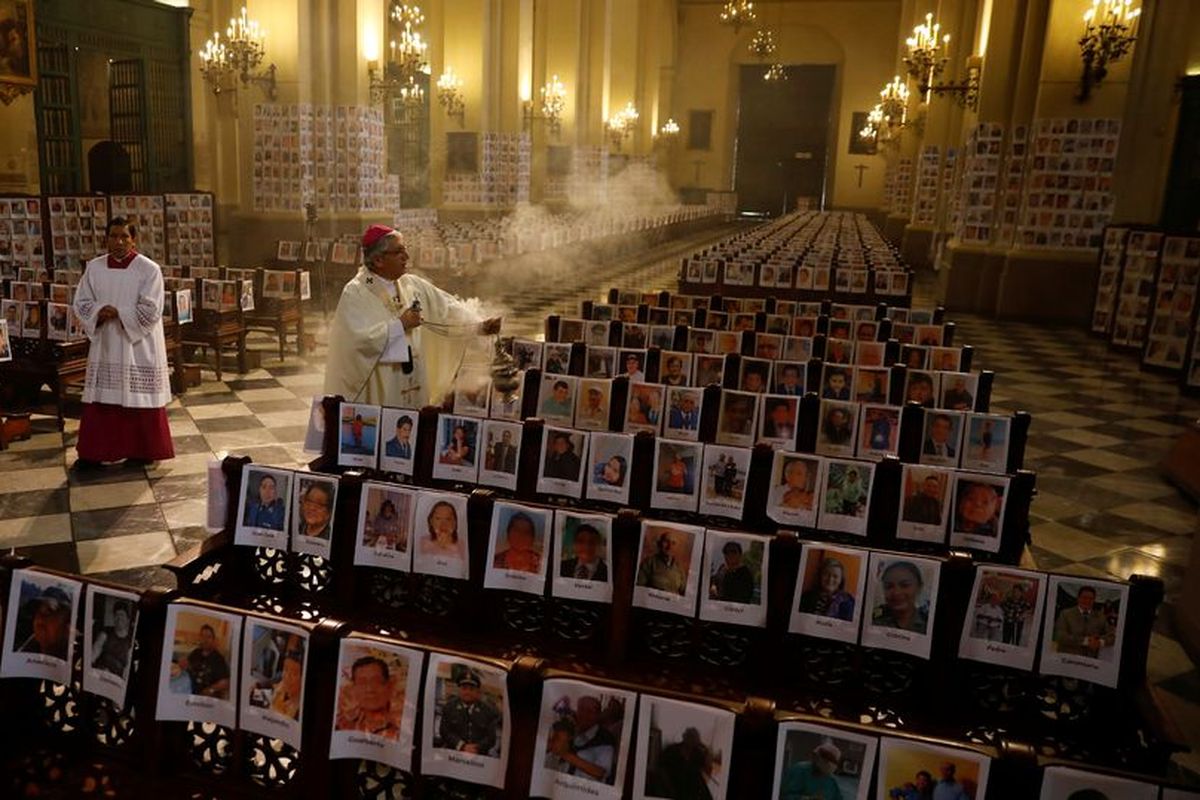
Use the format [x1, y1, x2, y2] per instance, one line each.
[323, 268, 483, 408]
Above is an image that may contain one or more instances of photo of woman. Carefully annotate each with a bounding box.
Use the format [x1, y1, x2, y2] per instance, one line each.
[860, 553, 942, 660]
[799, 556, 857, 622]
[412, 493, 470, 580]
[871, 560, 929, 633]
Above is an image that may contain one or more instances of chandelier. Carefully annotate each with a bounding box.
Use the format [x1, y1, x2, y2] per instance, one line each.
[198, 6, 277, 99]
[902, 11, 950, 95]
[1078, 0, 1140, 101]
[718, 1, 756, 33]
[605, 102, 639, 151]
[370, 3, 430, 107]
[436, 68, 465, 126]
[763, 62, 787, 82]
[748, 28, 777, 60]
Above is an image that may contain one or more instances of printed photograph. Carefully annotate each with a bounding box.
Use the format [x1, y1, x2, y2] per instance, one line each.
[652, 439, 701, 511]
[412, 492, 470, 580]
[859, 404, 901, 458]
[355, 482, 415, 564]
[587, 431, 633, 505]
[586, 346, 618, 379]
[557, 512, 612, 585]
[767, 453, 821, 527]
[291, 473, 337, 548]
[2, 571, 81, 685]
[244, 621, 308, 744]
[659, 351, 692, 386]
[479, 419, 523, 490]
[635, 522, 701, 599]
[950, 475, 1009, 552]
[379, 408, 418, 475]
[489, 502, 550, 574]
[539, 374, 578, 425]
[796, 546, 865, 624]
[236, 466, 293, 548]
[436, 415, 480, 471]
[772, 722, 877, 800]
[334, 639, 414, 739]
[702, 531, 767, 627]
[167, 608, 235, 701]
[875, 738, 989, 800]
[699, 445, 751, 519]
[715, 390, 758, 447]
[898, 465, 952, 543]
[1044, 577, 1126, 672]
[541, 428, 587, 484]
[961, 413, 1010, 474]
[530, 678, 634, 798]
[663, 387, 703, 442]
[759, 395, 799, 446]
[423, 656, 509, 787]
[959, 566, 1044, 671]
[920, 411, 964, 467]
[575, 379, 612, 431]
[338, 403, 381, 466]
[634, 696, 736, 800]
[625, 382, 665, 434]
[818, 459, 873, 535]
[815, 400, 858, 457]
[864, 555, 941, 646]
[1038, 766, 1158, 800]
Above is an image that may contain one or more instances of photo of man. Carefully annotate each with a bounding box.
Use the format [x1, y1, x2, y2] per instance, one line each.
[660, 353, 691, 386]
[900, 467, 949, 529]
[89, 593, 137, 677]
[635, 525, 698, 597]
[543, 430, 583, 481]
[384, 414, 414, 460]
[706, 537, 762, 606]
[876, 738, 988, 800]
[815, 401, 856, 456]
[433, 663, 504, 757]
[560, 520, 609, 581]
[576, 382, 611, 431]
[334, 644, 411, 739]
[245, 623, 307, 725]
[665, 389, 702, 440]
[1051, 583, 1118, 660]
[532, 679, 634, 797]
[236, 467, 292, 547]
[636, 696, 736, 800]
[773, 722, 877, 800]
[13, 581, 74, 659]
[540, 376, 576, 423]
[483, 424, 520, 474]
[921, 412, 962, 466]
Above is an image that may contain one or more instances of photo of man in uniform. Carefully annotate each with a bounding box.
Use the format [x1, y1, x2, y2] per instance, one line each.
[436, 666, 502, 756]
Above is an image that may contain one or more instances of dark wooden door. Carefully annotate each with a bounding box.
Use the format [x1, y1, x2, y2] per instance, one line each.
[734, 64, 836, 216]
[1161, 75, 1200, 231]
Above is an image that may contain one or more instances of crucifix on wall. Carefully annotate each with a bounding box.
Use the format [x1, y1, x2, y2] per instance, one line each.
[691, 159, 706, 185]
[855, 164, 870, 188]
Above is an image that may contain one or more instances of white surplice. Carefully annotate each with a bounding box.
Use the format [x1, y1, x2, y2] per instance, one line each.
[73, 254, 172, 408]
[323, 268, 484, 407]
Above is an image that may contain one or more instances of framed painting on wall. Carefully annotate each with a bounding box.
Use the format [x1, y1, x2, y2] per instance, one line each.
[0, 1, 36, 104]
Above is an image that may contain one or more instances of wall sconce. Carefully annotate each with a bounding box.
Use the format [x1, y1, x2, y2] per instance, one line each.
[523, 74, 567, 138]
[903, 11, 950, 101]
[198, 6, 277, 99]
[1078, 0, 1141, 101]
[655, 118, 680, 146]
[921, 55, 982, 111]
[605, 102, 639, 152]
[436, 68, 465, 126]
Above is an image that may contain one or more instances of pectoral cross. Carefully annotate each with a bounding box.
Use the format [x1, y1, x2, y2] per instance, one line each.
[855, 164, 870, 188]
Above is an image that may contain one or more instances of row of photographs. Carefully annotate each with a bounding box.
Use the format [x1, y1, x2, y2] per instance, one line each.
[1, 299, 84, 340]
[332, 376, 1010, 471]
[566, 314, 948, 351]
[681, 259, 911, 295]
[14, 573, 1177, 799]
[517, 347, 979, 416]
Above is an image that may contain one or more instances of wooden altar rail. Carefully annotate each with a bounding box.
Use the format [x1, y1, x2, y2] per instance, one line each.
[0, 553, 1187, 800]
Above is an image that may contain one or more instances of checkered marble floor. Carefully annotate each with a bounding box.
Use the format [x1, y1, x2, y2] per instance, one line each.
[0, 236, 1197, 783]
